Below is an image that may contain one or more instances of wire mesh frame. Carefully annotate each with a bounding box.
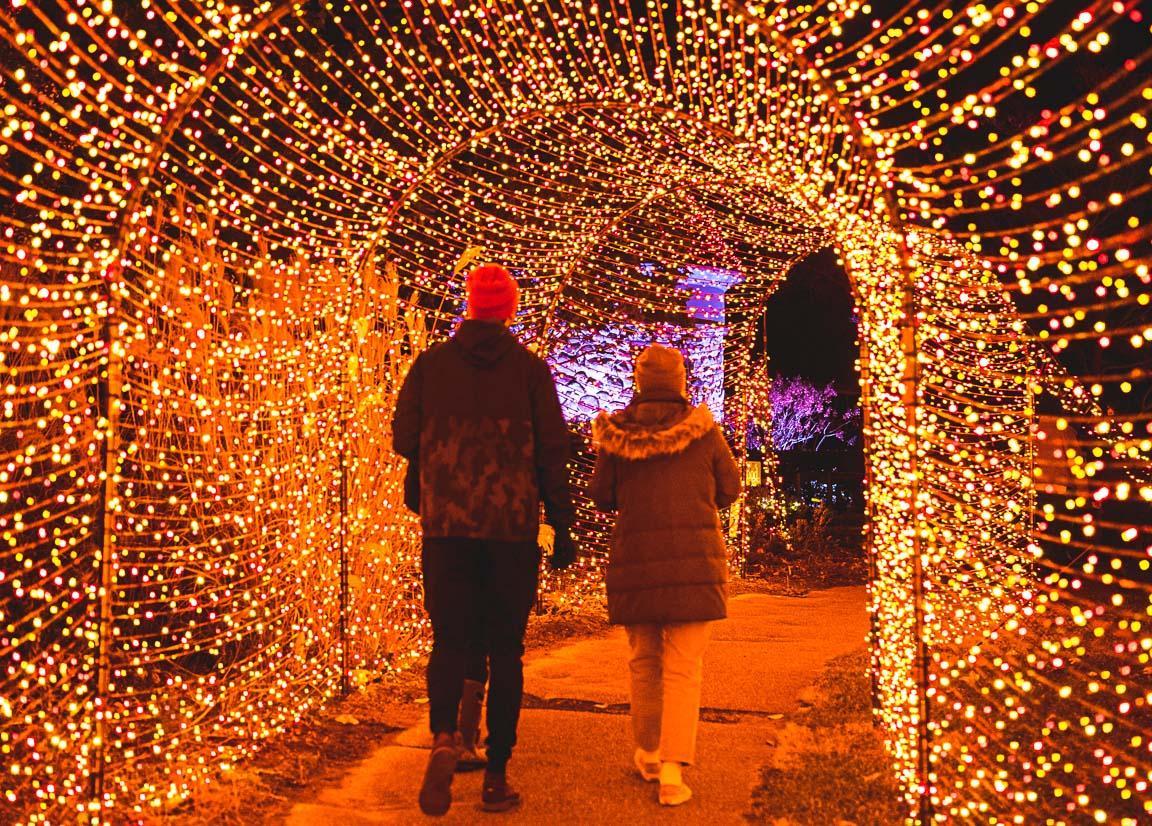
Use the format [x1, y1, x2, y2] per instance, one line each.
[2, 1, 1057, 819]
[84, 61, 937, 826]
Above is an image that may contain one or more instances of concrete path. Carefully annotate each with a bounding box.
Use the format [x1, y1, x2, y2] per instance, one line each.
[284, 587, 868, 825]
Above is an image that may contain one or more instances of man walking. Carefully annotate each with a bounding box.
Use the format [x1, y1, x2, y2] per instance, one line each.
[392, 263, 577, 816]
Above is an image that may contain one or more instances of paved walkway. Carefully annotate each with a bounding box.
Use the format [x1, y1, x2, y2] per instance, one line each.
[285, 587, 868, 825]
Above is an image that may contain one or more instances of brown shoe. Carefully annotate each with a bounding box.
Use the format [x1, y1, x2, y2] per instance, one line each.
[418, 733, 458, 816]
[480, 772, 522, 813]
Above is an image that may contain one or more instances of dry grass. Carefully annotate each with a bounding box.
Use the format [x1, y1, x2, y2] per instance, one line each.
[728, 576, 813, 599]
[748, 648, 906, 826]
[525, 590, 611, 648]
[158, 671, 423, 825]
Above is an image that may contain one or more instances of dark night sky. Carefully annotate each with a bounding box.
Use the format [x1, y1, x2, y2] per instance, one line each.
[758, 248, 858, 388]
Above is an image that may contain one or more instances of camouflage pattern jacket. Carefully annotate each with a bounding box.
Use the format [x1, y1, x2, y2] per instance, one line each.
[392, 320, 575, 541]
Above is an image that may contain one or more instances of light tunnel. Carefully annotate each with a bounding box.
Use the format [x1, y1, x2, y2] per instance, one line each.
[1, 0, 1150, 822]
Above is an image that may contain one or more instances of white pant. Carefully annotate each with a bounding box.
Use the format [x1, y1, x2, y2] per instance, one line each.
[625, 621, 712, 765]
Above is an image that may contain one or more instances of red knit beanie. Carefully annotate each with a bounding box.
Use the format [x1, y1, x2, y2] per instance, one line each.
[466, 264, 519, 321]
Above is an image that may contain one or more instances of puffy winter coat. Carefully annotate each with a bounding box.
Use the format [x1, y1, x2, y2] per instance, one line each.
[589, 391, 742, 625]
[391, 320, 575, 541]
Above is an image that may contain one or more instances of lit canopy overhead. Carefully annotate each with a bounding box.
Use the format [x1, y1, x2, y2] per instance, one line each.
[1, 1, 1148, 823]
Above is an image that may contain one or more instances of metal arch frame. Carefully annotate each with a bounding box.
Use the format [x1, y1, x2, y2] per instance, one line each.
[726, 5, 931, 821]
[532, 173, 828, 348]
[105, 0, 305, 276]
[97, 4, 899, 407]
[92, 2, 927, 819]
[100, 7, 859, 337]
[359, 99, 831, 342]
[93, 1, 305, 809]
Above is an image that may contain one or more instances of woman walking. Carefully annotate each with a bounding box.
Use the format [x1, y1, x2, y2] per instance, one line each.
[590, 344, 742, 806]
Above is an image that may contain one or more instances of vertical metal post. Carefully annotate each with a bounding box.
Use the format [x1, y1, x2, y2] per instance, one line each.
[857, 332, 882, 719]
[1027, 382, 1037, 546]
[337, 271, 354, 696]
[338, 407, 350, 696]
[737, 376, 752, 577]
[93, 301, 124, 819]
[897, 233, 932, 825]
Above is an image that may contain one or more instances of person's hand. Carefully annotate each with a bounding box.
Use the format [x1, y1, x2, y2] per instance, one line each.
[549, 527, 578, 570]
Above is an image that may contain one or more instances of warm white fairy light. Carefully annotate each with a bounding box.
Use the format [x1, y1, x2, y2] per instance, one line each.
[1, 0, 1149, 823]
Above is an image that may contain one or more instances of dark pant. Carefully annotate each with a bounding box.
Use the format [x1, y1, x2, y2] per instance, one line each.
[422, 538, 539, 769]
[466, 643, 489, 686]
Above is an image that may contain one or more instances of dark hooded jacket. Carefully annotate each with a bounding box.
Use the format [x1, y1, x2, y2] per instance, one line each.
[589, 390, 742, 625]
[392, 320, 574, 541]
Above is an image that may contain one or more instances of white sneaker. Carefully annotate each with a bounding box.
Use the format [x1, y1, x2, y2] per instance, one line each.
[658, 761, 692, 806]
[634, 748, 660, 782]
[659, 783, 693, 806]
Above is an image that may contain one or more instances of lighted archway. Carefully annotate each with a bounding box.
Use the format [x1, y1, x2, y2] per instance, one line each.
[1, 1, 1148, 823]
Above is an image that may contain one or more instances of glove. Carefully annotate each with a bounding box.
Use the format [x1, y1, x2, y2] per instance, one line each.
[402, 460, 420, 514]
[549, 527, 578, 570]
[537, 523, 555, 554]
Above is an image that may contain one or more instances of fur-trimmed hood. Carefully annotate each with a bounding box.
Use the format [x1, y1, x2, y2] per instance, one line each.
[593, 401, 715, 460]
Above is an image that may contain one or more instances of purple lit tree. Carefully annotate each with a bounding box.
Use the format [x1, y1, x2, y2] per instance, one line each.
[756, 376, 860, 452]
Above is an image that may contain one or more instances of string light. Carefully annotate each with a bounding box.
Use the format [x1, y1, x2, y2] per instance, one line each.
[1, 0, 1148, 823]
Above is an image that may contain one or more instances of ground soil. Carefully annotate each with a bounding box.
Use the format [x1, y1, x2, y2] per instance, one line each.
[158, 609, 612, 825]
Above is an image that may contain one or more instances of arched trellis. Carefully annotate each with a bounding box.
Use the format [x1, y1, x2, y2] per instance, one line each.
[368, 100, 838, 325]
[1, 1, 1148, 824]
[371, 130, 823, 337]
